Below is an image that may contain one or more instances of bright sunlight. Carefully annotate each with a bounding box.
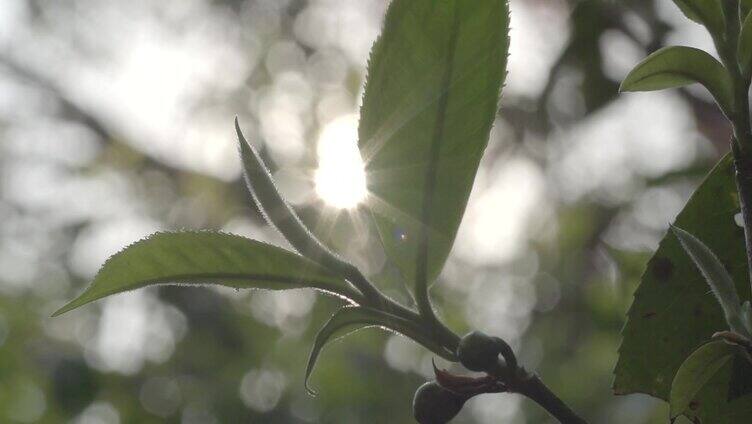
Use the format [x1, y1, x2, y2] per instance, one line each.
[314, 114, 367, 209]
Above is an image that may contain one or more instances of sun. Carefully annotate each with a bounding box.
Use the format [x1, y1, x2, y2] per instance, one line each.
[314, 114, 367, 209]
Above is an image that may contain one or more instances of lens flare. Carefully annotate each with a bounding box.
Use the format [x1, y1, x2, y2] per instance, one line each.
[314, 114, 367, 209]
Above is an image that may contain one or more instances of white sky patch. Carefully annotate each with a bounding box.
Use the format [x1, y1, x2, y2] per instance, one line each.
[505, 0, 569, 98]
[550, 91, 699, 203]
[239, 368, 287, 413]
[68, 217, 162, 279]
[15, 0, 254, 181]
[83, 291, 187, 375]
[384, 334, 424, 374]
[293, 0, 385, 65]
[657, 1, 717, 57]
[454, 156, 547, 266]
[75, 402, 120, 424]
[468, 392, 522, 424]
[249, 289, 316, 336]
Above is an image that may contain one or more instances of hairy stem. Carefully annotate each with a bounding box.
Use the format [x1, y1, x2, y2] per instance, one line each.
[718, 2, 752, 295]
[733, 143, 752, 293]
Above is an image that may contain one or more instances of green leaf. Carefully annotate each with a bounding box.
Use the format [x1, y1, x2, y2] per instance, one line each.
[743, 0, 752, 20]
[670, 341, 737, 419]
[615, 154, 752, 422]
[620, 46, 734, 116]
[670, 0, 725, 37]
[304, 306, 456, 394]
[744, 2, 752, 20]
[739, 11, 752, 78]
[53, 231, 360, 316]
[236, 118, 338, 266]
[359, 0, 510, 289]
[671, 225, 747, 336]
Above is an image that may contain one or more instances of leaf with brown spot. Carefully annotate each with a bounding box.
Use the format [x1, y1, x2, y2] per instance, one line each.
[615, 155, 752, 422]
[669, 341, 737, 419]
[652, 257, 675, 281]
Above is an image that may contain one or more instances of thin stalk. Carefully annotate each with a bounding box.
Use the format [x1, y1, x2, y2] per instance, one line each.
[733, 143, 752, 294]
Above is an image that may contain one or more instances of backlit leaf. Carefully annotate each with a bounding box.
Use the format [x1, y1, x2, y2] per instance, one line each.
[671, 225, 747, 336]
[53, 231, 360, 316]
[670, 0, 724, 37]
[670, 341, 737, 418]
[743, 0, 752, 19]
[620, 46, 733, 116]
[739, 11, 752, 78]
[359, 0, 510, 290]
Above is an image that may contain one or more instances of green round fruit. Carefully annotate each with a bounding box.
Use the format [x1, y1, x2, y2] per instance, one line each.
[457, 331, 500, 372]
[412, 381, 466, 424]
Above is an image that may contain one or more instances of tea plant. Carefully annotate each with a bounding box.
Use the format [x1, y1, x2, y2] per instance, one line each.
[54, 0, 752, 422]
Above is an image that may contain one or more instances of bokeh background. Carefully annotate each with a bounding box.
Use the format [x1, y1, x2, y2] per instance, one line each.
[0, 0, 733, 422]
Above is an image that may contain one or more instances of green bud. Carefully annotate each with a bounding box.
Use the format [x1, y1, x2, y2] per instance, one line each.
[457, 331, 500, 372]
[412, 381, 466, 424]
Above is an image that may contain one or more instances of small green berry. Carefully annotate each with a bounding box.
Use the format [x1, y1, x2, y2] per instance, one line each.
[457, 331, 500, 372]
[412, 381, 466, 424]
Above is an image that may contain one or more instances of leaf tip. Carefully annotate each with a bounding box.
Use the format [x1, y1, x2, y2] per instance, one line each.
[304, 345, 321, 397]
[51, 299, 80, 317]
[668, 223, 685, 238]
[235, 117, 259, 166]
[304, 380, 319, 397]
[619, 69, 642, 93]
[234, 117, 245, 143]
[50, 307, 67, 318]
[303, 351, 320, 397]
[51, 291, 92, 317]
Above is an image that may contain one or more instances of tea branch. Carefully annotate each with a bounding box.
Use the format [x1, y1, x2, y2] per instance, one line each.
[718, 2, 752, 292]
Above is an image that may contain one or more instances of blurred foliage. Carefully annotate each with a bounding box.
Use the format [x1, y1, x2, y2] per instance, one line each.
[0, 0, 736, 423]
